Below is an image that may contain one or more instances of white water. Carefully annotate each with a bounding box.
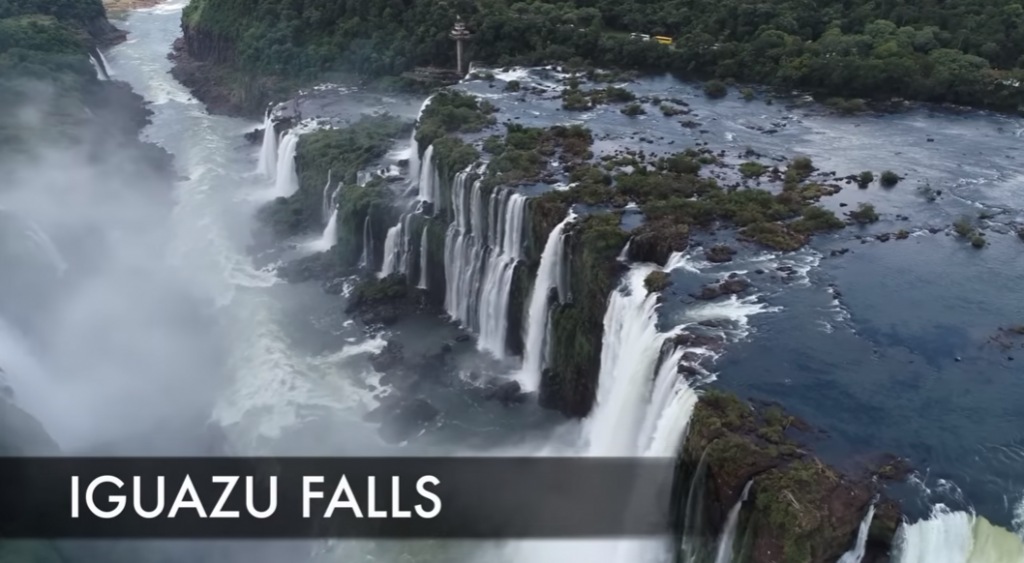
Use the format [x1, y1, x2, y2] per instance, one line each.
[320, 170, 334, 222]
[406, 132, 421, 190]
[90, 54, 109, 81]
[893, 505, 1024, 563]
[837, 503, 876, 563]
[417, 224, 429, 289]
[380, 221, 402, 277]
[273, 131, 301, 197]
[713, 480, 753, 563]
[96, 49, 113, 77]
[418, 144, 435, 203]
[22, 216, 68, 276]
[256, 111, 278, 178]
[519, 210, 575, 390]
[359, 215, 373, 269]
[442, 165, 528, 357]
[585, 264, 675, 456]
[475, 191, 526, 358]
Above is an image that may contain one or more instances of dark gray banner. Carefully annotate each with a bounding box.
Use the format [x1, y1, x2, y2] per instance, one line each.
[0, 457, 681, 538]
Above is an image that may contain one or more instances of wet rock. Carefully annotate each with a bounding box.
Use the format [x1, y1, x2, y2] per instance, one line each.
[704, 244, 736, 263]
[370, 340, 404, 372]
[628, 220, 689, 266]
[483, 380, 527, 406]
[830, 248, 850, 257]
[695, 277, 750, 300]
[375, 398, 440, 444]
[455, 334, 472, 343]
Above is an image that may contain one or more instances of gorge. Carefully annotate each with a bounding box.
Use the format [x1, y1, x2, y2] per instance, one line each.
[1, 0, 1024, 563]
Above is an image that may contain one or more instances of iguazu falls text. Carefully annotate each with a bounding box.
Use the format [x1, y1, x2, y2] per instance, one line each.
[69, 475, 443, 519]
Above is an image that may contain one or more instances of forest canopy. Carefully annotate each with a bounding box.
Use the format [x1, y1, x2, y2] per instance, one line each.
[182, 0, 1024, 111]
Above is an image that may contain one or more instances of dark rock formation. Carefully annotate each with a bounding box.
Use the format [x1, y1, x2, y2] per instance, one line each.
[627, 219, 689, 266]
[345, 274, 440, 327]
[704, 244, 737, 263]
[694, 276, 750, 300]
[680, 390, 899, 563]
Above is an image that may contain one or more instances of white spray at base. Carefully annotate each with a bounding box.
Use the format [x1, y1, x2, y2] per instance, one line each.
[256, 110, 278, 178]
[309, 178, 340, 253]
[518, 210, 574, 391]
[837, 503, 875, 563]
[892, 504, 1024, 563]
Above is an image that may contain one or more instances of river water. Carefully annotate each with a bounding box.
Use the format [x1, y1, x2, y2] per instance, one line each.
[0, 0, 1022, 560]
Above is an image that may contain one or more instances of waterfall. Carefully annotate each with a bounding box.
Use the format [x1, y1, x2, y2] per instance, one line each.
[359, 215, 374, 270]
[442, 164, 527, 358]
[89, 54, 109, 81]
[309, 182, 341, 252]
[713, 480, 754, 563]
[320, 170, 334, 222]
[519, 210, 575, 390]
[380, 223, 402, 277]
[893, 505, 1024, 563]
[418, 144, 435, 203]
[407, 131, 421, 191]
[96, 49, 113, 77]
[837, 503, 876, 563]
[585, 265, 673, 456]
[397, 213, 414, 276]
[273, 131, 301, 198]
[475, 192, 526, 358]
[417, 224, 429, 289]
[256, 110, 279, 178]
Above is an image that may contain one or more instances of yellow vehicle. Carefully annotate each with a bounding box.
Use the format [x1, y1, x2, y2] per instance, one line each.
[654, 36, 673, 45]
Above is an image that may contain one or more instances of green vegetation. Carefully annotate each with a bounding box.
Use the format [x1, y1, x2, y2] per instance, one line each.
[703, 80, 728, 99]
[263, 114, 407, 243]
[880, 170, 900, 186]
[739, 161, 767, 178]
[953, 215, 976, 237]
[643, 270, 671, 294]
[415, 89, 496, 151]
[620, 102, 646, 116]
[858, 171, 874, 187]
[848, 203, 879, 224]
[181, 0, 1024, 112]
[971, 234, 986, 248]
[740, 87, 755, 101]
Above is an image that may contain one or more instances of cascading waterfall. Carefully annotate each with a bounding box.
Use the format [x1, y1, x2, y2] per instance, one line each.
[309, 181, 341, 252]
[475, 192, 526, 358]
[320, 170, 334, 222]
[713, 481, 754, 563]
[96, 49, 113, 77]
[893, 505, 1024, 563]
[405, 95, 434, 191]
[359, 215, 374, 270]
[273, 131, 301, 198]
[442, 164, 527, 358]
[418, 144, 435, 203]
[519, 210, 575, 390]
[417, 224, 429, 289]
[397, 213, 414, 276]
[585, 264, 676, 456]
[380, 223, 402, 277]
[90, 54, 109, 81]
[256, 110, 279, 178]
[837, 503, 876, 563]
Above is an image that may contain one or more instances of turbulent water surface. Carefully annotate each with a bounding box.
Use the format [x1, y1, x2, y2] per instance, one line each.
[2, 2, 1024, 562]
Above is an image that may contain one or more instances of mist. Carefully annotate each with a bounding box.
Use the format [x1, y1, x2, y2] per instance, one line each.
[0, 138, 226, 455]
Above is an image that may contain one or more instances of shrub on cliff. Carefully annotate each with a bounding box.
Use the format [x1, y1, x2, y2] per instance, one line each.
[880, 170, 900, 186]
[703, 80, 727, 98]
[415, 89, 496, 150]
[739, 161, 767, 178]
[848, 202, 879, 224]
[643, 271, 671, 294]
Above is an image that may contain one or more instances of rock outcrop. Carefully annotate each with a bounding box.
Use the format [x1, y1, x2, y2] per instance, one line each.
[680, 389, 900, 563]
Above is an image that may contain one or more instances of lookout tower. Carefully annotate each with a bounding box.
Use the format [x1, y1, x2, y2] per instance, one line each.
[449, 16, 472, 75]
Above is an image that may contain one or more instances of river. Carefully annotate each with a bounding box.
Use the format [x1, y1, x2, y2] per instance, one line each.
[2, 0, 1024, 561]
